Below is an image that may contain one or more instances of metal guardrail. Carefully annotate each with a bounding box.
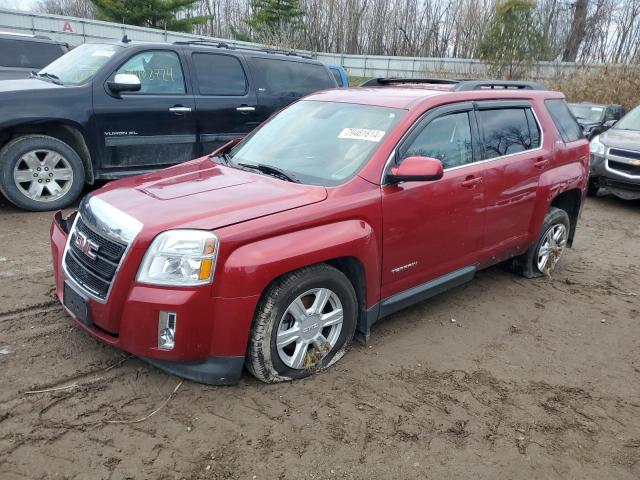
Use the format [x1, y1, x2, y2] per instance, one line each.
[0, 7, 616, 79]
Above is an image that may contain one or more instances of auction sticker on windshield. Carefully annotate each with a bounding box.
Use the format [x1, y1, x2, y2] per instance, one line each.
[338, 128, 386, 142]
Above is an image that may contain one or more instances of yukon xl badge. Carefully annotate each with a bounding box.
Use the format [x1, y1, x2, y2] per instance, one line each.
[74, 232, 99, 260]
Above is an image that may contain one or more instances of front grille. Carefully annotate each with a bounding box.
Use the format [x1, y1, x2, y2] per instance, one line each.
[608, 159, 640, 176]
[609, 148, 640, 161]
[64, 217, 128, 300]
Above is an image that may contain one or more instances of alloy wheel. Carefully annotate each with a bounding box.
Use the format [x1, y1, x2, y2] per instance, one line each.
[13, 149, 74, 202]
[537, 224, 568, 273]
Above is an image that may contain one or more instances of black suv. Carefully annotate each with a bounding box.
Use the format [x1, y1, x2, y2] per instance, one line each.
[0, 32, 68, 81]
[568, 102, 625, 140]
[0, 40, 337, 211]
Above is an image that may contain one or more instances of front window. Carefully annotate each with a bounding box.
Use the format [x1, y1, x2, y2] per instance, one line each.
[114, 50, 185, 94]
[614, 106, 640, 131]
[39, 43, 122, 86]
[227, 100, 405, 186]
[569, 104, 605, 123]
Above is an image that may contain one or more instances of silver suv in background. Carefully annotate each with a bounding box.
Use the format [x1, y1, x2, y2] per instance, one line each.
[589, 105, 640, 200]
[0, 32, 68, 80]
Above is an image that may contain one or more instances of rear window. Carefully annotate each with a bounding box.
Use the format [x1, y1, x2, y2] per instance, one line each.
[0, 39, 64, 69]
[545, 99, 583, 142]
[251, 58, 335, 96]
[479, 108, 541, 159]
[330, 68, 342, 85]
[193, 53, 247, 96]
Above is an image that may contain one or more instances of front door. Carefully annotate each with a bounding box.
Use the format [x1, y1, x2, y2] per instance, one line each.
[381, 104, 486, 299]
[189, 52, 260, 155]
[92, 49, 197, 173]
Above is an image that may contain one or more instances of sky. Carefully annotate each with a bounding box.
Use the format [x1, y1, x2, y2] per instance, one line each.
[5, 0, 38, 11]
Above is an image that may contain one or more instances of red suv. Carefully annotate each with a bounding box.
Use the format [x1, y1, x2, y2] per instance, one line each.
[50, 78, 589, 385]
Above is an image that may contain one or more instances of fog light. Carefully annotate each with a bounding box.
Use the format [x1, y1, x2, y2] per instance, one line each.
[158, 311, 176, 350]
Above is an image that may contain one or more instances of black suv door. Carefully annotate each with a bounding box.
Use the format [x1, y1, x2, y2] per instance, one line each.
[188, 51, 260, 154]
[247, 57, 336, 121]
[91, 47, 197, 173]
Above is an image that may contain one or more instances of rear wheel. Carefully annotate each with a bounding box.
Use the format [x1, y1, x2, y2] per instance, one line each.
[246, 264, 358, 383]
[0, 135, 85, 211]
[512, 207, 570, 278]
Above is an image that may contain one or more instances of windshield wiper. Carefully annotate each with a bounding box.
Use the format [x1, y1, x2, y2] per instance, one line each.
[237, 162, 300, 183]
[31, 71, 63, 85]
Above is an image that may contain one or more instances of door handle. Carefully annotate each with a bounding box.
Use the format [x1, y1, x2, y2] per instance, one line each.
[169, 106, 192, 114]
[534, 157, 550, 169]
[461, 176, 483, 188]
[236, 106, 255, 112]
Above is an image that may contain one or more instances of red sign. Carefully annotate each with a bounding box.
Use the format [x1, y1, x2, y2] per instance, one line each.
[62, 21, 74, 33]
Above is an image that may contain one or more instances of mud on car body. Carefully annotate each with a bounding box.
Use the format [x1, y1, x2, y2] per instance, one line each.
[50, 78, 589, 385]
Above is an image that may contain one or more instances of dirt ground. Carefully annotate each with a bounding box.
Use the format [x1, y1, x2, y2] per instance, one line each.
[0, 189, 638, 480]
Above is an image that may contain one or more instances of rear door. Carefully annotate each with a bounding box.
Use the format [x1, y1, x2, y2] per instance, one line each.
[248, 57, 337, 119]
[476, 101, 546, 261]
[189, 51, 260, 154]
[91, 48, 197, 172]
[381, 103, 487, 298]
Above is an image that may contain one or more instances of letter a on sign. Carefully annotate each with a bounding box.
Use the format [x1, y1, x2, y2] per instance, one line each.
[63, 21, 73, 32]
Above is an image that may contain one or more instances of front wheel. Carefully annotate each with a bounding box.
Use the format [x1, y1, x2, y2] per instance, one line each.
[0, 135, 85, 211]
[246, 264, 358, 383]
[512, 207, 570, 278]
[587, 176, 600, 196]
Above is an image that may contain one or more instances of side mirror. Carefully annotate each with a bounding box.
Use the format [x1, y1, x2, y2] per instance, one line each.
[107, 73, 141, 93]
[604, 119, 617, 128]
[386, 156, 444, 183]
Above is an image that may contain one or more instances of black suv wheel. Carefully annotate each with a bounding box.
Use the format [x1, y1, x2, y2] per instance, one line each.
[0, 135, 85, 211]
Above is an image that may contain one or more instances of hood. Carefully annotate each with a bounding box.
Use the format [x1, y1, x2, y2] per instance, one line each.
[0, 78, 64, 93]
[92, 157, 328, 236]
[600, 128, 640, 151]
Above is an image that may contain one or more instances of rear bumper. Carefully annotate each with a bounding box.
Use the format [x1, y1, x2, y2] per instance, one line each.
[50, 211, 258, 385]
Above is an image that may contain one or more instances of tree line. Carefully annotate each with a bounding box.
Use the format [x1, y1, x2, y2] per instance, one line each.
[36, 0, 640, 64]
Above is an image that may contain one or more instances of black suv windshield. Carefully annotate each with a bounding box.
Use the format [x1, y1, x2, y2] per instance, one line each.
[39, 43, 122, 86]
[569, 104, 605, 123]
[614, 106, 640, 131]
[227, 100, 405, 186]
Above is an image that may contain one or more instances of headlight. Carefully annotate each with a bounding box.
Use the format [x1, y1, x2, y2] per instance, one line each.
[137, 230, 218, 286]
[589, 135, 605, 155]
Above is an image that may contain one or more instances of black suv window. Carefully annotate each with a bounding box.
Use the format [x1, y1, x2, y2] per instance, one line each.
[193, 53, 247, 96]
[545, 99, 583, 143]
[252, 58, 334, 96]
[479, 108, 540, 159]
[0, 39, 63, 69]
[401, 112, 473, 169]
[116, 50, 185, 94]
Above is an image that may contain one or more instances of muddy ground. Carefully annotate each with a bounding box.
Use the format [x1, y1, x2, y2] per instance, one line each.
[0, 189, 638, 480]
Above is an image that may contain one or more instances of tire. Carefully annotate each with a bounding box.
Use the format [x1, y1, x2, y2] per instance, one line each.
[587, 176, 600, 196]
[246, 264, 358, 383]
[511, 207, 571, 278]
[0, 134, 85, 211]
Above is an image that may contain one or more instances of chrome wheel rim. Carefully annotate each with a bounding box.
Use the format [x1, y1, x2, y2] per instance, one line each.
[13, 149, 73, 202]
[537, 224, 567, 272]
[276, 288, 343, 370]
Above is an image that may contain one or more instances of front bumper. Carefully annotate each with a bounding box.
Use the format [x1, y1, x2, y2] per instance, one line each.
[590, 153, 640, 199]
[50, 211, 258, 385]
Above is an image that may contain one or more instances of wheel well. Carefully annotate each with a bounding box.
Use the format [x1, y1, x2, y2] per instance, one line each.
[325, 256, 367, 319]
[550, 189, 581, 246]
[0, 123, 94, 183]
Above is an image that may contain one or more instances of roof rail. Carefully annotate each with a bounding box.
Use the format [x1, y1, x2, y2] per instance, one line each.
[452, 80, 545, 91]
[361, 77, 459, 87]
[173, 39, 312, 59]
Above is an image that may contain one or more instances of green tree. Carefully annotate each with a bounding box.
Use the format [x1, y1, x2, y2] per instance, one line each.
[477, 0, 546, 79]
[245, 0, 304, 40]
[91, 0, 209, 33]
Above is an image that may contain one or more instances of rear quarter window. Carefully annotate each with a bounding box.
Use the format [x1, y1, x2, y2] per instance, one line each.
[545, 99, 583, 143]
[251, 57, 335, 96]
[0, 39, 64, 69]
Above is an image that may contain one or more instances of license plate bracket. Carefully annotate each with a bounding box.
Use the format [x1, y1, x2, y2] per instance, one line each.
[63, 282, 92, 326]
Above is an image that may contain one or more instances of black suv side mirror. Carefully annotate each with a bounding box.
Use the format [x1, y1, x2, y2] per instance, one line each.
[107, 73, 141, 94]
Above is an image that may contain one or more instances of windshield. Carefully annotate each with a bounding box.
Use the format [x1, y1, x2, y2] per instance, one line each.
[227, 100, 405, 186]
[568, 104, 605, 123]
[614, 106, 640, 131]
[38, 43, 122, 85]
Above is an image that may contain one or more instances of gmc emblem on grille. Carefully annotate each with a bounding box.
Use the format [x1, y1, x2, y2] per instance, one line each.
[74, 232, 99, 260]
